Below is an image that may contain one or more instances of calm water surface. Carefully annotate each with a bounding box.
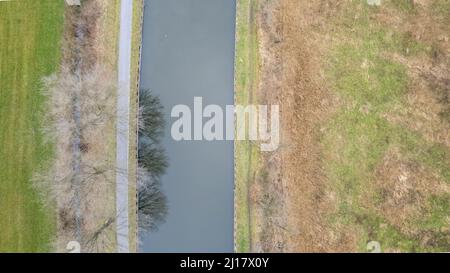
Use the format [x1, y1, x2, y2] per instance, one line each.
[139, 0, 236, 252]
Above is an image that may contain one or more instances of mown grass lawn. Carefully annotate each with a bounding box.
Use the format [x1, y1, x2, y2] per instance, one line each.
[0, 0, 64, 252]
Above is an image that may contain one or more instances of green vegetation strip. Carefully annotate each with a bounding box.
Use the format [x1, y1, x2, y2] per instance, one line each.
[234, 0, 260, 253]
[0, 0, 64, 252]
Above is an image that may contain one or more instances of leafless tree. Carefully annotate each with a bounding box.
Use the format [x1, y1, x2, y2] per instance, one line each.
[137, 167, 168, 233]
[138, 90, 168, 179]
[137, 90, 169, 234]
[138, 89, 165, 143]
[34, 64, 121, 252]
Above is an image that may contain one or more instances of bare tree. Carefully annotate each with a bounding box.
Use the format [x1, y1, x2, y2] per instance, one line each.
[137, 167, 168, 233]
[34, 65, 120, 252]
[137, 90, 169, 234]
[138, 90, 168, 179]
[83, 216, 116, 253]
[138, 89, 165, 143]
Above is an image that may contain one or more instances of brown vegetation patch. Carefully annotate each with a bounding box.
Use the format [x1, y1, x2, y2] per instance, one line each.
[368, 148, 450, 235]
[251, 0, 356, 252]
[381, 48, 449, 145]
[376, 0, 450, 147]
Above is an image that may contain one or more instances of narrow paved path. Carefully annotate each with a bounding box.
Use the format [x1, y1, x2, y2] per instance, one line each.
[116, 0, 133, 253]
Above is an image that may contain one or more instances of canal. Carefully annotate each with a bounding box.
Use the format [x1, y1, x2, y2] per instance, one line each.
[139, 0, 236, 252]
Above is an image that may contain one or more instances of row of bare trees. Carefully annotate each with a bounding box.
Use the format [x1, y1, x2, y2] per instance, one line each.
[35, 66, 122, 252]
[137, 90, 169, 235]
[34, 0, 121, 253]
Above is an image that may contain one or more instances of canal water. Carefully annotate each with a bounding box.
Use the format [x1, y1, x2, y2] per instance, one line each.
[139, 0, 236, 252]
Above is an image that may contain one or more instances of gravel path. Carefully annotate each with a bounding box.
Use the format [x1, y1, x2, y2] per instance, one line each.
[116, 0, 133, 253]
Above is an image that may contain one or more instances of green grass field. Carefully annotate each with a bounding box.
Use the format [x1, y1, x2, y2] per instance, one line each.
[0, 0, 64, 252]
[323, 1, 450, 252]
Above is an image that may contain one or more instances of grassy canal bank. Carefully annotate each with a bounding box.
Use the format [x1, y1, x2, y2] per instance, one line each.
[234, 0, 260, 253]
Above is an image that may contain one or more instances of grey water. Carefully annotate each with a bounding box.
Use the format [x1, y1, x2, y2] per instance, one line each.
[139, 0, 236, 252]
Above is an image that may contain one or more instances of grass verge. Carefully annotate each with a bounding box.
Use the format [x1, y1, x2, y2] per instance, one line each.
[234, 0, 260, 253]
